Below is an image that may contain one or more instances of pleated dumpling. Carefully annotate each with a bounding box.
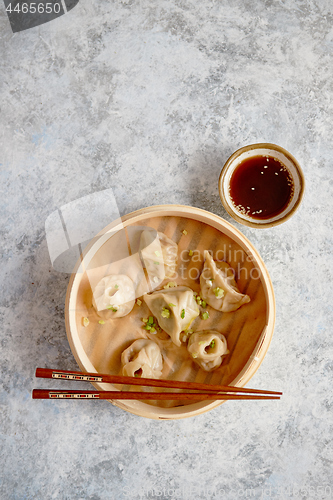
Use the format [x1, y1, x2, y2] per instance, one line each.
[143, 286, 200, 347]
[187, 331, 228, 371]
[139, 230, 178, 286]
[121, 339, 163, 379]
[92, 274, 135, 319]
[200, 251, 250, 312]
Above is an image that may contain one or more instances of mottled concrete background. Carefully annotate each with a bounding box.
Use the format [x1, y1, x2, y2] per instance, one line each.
[1, 0, 333, 499]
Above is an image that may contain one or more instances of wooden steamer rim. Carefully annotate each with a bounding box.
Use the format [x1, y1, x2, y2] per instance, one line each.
[65, 205, 276, 420]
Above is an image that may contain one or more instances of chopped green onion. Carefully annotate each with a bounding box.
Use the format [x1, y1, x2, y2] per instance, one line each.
[107, 305, 118, 312]
[114, 284, 119, 289]
[191, 352, 198, 358]
[164, 281, 177, 289]
[154, 250, 161, 257]
[145, 325, 152, 330]
[82, 317, 89, 327]
[150, 328, 156, 334]
[98, 320, 105, 325]
[142, 318, 148, 323]
[181, 309, 185, 319]
[201, 312, 209, 320]
[196, 296, 202, 305]
[136, 299, 142, 306]
[148, 316, 154, 325]
[182, 229, 188, 235]
[153, 261, 160, 265]
[213, 287, 224, 299]
[161, 307, 170, 318]
[210, 339, 216, 348]
[201, 300, 207, 308]
[168, 303, 176, 307]
[189, 249, 193, 257]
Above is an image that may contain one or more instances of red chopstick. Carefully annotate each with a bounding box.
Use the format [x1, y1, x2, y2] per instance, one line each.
[35, 368, 282, 395]
[32, 389, 280, 401]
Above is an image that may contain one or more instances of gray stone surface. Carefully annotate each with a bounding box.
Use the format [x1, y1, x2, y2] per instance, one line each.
[1, 0, 333, 499]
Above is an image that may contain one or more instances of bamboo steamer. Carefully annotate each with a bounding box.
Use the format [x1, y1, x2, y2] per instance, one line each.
[65, 205, 275, 420]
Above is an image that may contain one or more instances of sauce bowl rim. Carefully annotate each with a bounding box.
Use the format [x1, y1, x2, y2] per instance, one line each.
[218, 143, 305, 228]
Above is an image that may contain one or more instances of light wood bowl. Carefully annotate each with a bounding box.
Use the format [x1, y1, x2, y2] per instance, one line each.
[65, 205, 275, 420]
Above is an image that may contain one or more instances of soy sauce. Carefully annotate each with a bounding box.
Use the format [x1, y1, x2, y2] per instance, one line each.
[229, 155, 294, 220]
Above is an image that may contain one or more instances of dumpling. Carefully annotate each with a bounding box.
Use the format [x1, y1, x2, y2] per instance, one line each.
[92, 274, 135, 318]
[121, 339, 163, 379]
[187, 331, 228, 371]
[139, 230, 178, 287]
[143, 286, 199, 347]
[200, 251, 250, 312]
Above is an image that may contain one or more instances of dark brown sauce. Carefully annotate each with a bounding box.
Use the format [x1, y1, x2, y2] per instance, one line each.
[229, 155, 294, 220]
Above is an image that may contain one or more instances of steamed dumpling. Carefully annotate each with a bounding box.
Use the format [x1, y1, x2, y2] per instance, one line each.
[143, 286, 199, 347]
[121, 339, 163, 379]
[187, 331, 228, 371]
[92, 274, 135, 318]
[139, 230, 178, 287]
[200, 251, 250, 312]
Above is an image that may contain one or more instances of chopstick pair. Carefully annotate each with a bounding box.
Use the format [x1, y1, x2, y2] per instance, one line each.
[32, 368, 282, 401]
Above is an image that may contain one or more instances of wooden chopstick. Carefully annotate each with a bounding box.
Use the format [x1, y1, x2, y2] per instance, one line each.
[32, 389, 280, 401]
[35, 368, 282, 396]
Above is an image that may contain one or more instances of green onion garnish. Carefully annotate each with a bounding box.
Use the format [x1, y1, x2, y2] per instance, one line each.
[181, 309, 185, 319]
[196, 296, 202, 305]
[168, 303, 176, 307]
[201, 312, 209, 320]
[82, 317, 89, 327]
[161, 307, 170, 319]
[210, 339, 215, 348]
[213, 287, 224, 299]
[107, 305, 118, 312]
[164, 282, 177, 289]
[148, 316, 154, 324]
[98, 320, 105, 324]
